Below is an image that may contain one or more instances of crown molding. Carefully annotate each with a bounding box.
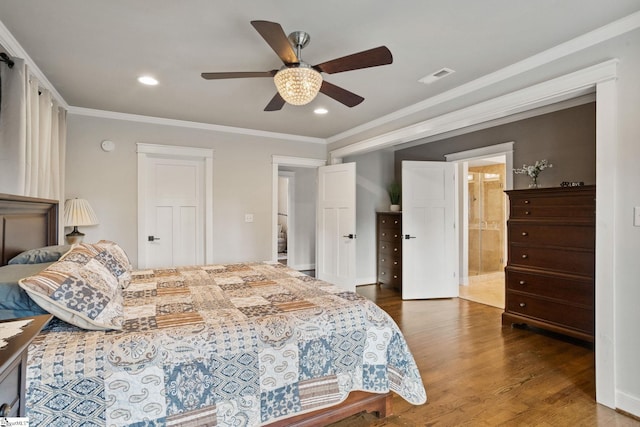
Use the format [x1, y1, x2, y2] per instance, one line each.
[329, 60, 617, 161]
[68, 107, 326, 144]
[327, 10, 640, 145]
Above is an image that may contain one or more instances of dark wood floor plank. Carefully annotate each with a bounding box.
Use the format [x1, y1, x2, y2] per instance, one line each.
[328, 285, 639, 426]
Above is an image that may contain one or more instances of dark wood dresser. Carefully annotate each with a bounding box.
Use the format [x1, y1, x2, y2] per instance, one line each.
[503, 186, 595, 342]
[0, 314, 52, 417]
[376, 212, 402, 291]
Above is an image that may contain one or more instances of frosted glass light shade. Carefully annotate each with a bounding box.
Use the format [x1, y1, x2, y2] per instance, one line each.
[274, 66, 323, 106]
[64, 198, 99, 227]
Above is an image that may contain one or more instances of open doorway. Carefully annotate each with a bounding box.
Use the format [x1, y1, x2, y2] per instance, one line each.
[446, 142, 513, 309]
[462, 157, 507, 308]
[277, 172, 293, 265]
[272, 155, 325, 276]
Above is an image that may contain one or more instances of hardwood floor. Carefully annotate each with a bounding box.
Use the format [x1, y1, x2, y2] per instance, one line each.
[329, 285, 639, 426]
[459, 272, 505, 309]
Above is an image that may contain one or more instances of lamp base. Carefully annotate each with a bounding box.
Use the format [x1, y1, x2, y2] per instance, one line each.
[66, 226, 85, 245]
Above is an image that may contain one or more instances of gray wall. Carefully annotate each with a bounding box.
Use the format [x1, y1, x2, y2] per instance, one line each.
[345, 149, 395, 285]
[65, 114, 326, 268]
[395, 102, 596, 189]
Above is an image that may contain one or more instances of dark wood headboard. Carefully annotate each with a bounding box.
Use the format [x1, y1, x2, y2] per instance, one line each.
[0, 193, 58, 266]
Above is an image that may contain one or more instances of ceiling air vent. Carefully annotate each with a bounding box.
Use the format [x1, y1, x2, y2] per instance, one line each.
[419, 67, 455, 84]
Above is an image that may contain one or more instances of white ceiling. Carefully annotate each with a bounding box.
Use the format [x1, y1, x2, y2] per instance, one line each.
[1, 1, 639, 140]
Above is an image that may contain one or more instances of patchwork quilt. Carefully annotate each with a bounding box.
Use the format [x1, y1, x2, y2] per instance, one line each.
[26, 262, 426, 426]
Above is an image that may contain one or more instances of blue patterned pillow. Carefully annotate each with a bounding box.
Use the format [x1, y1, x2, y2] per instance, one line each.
[18, 244, 123, 330]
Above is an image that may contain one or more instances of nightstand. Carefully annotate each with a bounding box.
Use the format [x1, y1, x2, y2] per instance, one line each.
[0, 314, 52, 417]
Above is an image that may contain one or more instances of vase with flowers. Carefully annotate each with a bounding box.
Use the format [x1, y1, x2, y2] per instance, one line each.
[513, 159, 552, 188]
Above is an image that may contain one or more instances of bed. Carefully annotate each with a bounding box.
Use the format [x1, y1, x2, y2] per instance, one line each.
[0, 193, 427, 426]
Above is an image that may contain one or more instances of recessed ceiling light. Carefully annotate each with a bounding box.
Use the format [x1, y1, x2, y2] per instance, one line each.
[138, 75, 158, 86]
[418, 68, 455, 85]
[314, 107, 328, 115]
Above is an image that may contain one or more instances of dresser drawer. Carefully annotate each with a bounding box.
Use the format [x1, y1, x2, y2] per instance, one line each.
[378, 214, 401, 228]
[379, 241, 401, 255]
[506, 268, 593, 307]
[509, 204, 595, 219]
[509, 245, 594, 276]
[378, 254, 401, 269]
[378, 267, 402, 289]
[508, 223, 595, 249]
[0, 357, 21, 418]
[378, 227, 402, 242]
[506, 292, 594, 334]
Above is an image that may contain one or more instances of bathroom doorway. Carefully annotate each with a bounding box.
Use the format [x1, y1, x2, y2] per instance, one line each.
[460, 156, 507, 308]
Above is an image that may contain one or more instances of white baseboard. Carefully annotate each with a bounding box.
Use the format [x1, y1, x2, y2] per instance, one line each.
[290, 263, 315, 271]
[616, 390, 640, 419]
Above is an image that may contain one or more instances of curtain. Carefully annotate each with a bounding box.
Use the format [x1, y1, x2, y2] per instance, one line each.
[23, 68, 66, 200]
[0, 58, 66, 200]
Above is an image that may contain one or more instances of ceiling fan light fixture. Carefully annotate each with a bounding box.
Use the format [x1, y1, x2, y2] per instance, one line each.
[274, 65, 323, 106]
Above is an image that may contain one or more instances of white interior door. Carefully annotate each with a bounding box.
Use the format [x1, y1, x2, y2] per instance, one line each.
[142, 156, 205, 268]
[402, 160, 457, 299]
[316, 162, 356, 291]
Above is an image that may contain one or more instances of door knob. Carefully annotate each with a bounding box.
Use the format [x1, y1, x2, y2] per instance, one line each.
[404, 234, 416, 239]
[148, 235, 161, 242]
[343, 233, 356, 239]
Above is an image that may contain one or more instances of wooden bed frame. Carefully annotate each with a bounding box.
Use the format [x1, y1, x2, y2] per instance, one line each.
[0, 193, 392, 425]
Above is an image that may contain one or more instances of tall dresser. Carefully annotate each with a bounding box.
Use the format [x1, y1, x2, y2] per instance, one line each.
[376, 212, 402, 291]
[503, 186, 595, 342]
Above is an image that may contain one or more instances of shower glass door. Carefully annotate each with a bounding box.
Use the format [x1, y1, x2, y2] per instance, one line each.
[468, 164, 506, 276]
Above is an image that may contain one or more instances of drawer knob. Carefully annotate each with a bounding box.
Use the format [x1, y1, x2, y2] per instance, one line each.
[381, 258, 385, 262]
[393, 275, 398, 279]
[0, 403, 12, 417]
[521, 254, 528, 259]
[524, 211, 531, 215]
[394, 248, 398, 252]
[382, 220, 386, 224]
[524, 200, 530, 204]
[393, 261, 398, 265]
[519, 302, 526, 307]
[521, 232, 528, 236]
[394, 220, 399, 224]
[381, 245, 386, 249]
[519, 280, 526, 285]
[381, 272, 386, 275]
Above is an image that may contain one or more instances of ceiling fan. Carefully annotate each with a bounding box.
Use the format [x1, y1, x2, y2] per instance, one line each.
[201, 20, 393, 111]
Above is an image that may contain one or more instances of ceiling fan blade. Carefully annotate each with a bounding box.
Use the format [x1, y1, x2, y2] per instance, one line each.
[201, 70, 277, 80]
[314, 46, 393, 74]
[320, 81, 364, 107]
[264, 92, 286, 111]
[251, 20, 299, 65]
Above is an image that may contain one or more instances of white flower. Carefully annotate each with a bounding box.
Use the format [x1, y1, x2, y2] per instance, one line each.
[513, 159, 552, 178]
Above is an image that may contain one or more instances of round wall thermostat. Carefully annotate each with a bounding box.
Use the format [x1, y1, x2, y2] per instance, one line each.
[101, 140, 115, 152]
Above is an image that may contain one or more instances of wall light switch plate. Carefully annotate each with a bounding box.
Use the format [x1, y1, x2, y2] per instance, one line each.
[634, 207, 640, 227]
[245, 214, 254, 223]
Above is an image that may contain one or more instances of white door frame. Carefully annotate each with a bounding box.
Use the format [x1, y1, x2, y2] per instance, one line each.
[137, 143, 214, 268]
[271, 156, 326, 263]
[445, 142, 513, 285]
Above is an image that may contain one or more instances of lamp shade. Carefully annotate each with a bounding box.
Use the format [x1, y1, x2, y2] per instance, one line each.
[274, 65, 323, 106]
[64, 198, 99, 227]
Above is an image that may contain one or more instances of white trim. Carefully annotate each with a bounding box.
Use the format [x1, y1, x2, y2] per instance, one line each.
[271, 155, 326, 262]
[272, 155, 326, 167]
[70, 107, 326, 144]
[327, 11, 640, 144]
[278, 171, 295, 268]
[594, 77, 617, 409]
[616, 391, 640, 418]
[136, 142, 214, 158]
[136, 143, 214, 267]
[395, 94, 595, 152]
[330, 60, 617, 160]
